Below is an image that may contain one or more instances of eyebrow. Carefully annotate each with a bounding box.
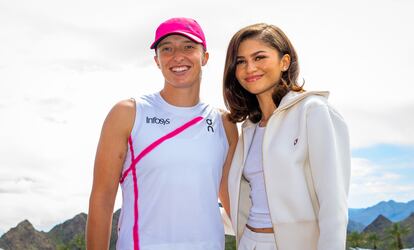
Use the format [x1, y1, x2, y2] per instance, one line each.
[157, 41, 172, 47]
[237, 50, 267, 58]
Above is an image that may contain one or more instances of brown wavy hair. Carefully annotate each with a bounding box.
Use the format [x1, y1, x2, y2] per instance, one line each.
[223, 23, 303, 123]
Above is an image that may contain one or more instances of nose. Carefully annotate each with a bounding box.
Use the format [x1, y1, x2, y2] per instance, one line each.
[172, 49, 185, 62]
[245, 61, 257, 74]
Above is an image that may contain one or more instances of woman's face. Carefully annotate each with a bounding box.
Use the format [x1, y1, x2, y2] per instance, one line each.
[154, 35, 208, 90]
[235, 38, 289, 97]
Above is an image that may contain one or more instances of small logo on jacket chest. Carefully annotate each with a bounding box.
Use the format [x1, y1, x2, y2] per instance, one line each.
[294, 138, 298, 146]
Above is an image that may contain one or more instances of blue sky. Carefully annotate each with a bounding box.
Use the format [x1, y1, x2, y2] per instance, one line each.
[353, 144, 414, 188]
[1, 0, 413, 235]
[353, 144, 414, 184]
[353, 145, 414, 168]
[350, 144, 414, 208]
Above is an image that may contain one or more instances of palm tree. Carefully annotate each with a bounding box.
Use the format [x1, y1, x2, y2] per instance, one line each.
[365, 232, 379, 249]
[385, 223, 409, 250]
[347, 231, 364, 248]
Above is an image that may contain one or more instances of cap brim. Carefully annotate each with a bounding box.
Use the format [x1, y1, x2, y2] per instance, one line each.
[150, 31, 203, 49]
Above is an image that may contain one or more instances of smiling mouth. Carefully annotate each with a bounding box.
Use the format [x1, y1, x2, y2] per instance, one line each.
[245, 75, 263, 82]
[170, 66, 190, 73]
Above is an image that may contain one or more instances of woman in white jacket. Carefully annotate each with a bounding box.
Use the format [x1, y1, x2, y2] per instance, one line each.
[222, 23, 351, 250]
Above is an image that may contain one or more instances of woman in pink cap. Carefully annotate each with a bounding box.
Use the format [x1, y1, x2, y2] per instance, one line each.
[86, 17, 237, 250]
[223, 23, 350, 250]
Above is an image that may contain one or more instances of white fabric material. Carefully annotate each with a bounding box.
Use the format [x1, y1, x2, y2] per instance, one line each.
[238, 227, 277, 250]
[242, 126, 272, 228]
[117, 92, 229, 250]
[228, 91, 350, 250]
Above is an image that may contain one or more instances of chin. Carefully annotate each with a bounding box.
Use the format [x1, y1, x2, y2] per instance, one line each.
[170, 82, 196, 89]
[244, 87, 262, 95]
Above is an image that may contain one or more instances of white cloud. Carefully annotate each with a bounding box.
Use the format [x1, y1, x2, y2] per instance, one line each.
[342, 104, 414, 148]
[349, 158, 414, 208]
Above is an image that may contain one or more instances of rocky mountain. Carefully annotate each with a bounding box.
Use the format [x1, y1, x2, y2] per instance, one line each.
[47, 213, 87, 246]
[0, 210, 121, 250]
[362, 214, 393, 238]
[349, 200, 414, 226]
[0, 220, 55, 250]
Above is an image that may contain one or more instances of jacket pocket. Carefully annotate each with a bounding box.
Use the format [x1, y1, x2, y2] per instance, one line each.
[274, 220, 319, 250]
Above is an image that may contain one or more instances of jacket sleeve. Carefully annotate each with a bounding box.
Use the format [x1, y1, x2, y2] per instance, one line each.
[306, 103, 351, 250]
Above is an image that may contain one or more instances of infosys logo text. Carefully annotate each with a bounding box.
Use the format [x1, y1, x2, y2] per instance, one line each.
[146, 116, 170, 125]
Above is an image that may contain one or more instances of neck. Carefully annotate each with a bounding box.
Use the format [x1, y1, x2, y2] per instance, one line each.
[160, 84, 200, 107]
[256, 92, 276, 126]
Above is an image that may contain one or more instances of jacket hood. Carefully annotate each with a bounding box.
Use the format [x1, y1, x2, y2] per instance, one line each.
[242, 90, 329, 128]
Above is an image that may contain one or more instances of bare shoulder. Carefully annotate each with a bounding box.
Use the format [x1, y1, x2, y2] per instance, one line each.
[218, 109, 238, 145]
[110, 99, 136, 116]
[103, 99, 136, 137]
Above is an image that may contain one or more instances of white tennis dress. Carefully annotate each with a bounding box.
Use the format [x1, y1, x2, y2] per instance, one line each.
[116, 92, 229, 250]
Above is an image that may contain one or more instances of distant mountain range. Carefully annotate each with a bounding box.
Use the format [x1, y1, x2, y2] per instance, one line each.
[349, 200, 414, 226]
[1, 200, 414, 250]
[347, 200, 414, 233]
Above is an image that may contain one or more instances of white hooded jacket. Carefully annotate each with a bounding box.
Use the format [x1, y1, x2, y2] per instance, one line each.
[228, 91, 351, 250]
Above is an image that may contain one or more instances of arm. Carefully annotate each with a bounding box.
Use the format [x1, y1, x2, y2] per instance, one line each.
[86, 99, 135, 250]
[306, 104, 351, 250]
[219, 110, 239, 218]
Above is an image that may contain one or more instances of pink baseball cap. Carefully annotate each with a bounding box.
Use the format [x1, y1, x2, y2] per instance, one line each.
[150, 17, 207, 50]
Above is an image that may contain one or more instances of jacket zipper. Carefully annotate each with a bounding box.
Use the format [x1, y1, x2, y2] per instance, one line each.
[261, 112, 280, 248]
